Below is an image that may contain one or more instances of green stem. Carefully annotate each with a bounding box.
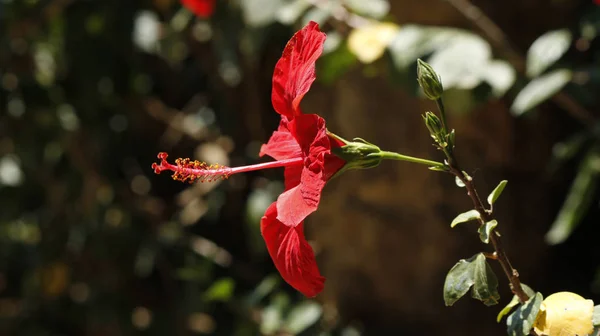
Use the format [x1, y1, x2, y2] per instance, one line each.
[435, 98, 449, 134]
[379, 151, 445, 168]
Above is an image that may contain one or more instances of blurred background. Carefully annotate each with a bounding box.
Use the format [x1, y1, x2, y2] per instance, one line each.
[1, 0, 600, 335]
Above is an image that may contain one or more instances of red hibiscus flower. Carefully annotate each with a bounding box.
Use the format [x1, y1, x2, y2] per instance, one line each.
[181, 0, 215, 18]
[152, 22, 345, 297]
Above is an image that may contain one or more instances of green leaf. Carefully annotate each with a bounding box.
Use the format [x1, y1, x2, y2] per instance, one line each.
[387, 25, 485, 70]
[497, 295, 520, 323]
[343, 0, 390, 19]
[444, 253, 499, 306]
[593, 305, 600, 326]
[317, 41, 358, 85]
[548, 132, 590, 174]
[510, 69, 572, 116]
[487, 180, 508, 206]
[526, 29, 572, 78]
[497, 284, 536, 323]
[546, 148, 600, 245]
[240, 0, 285, 27]
[260, 305, 283, 335]
[480, 60, 516, 97]
[478, 220, 498, 244]
[507, 292, 543, 336]
[455, 176, 466, 188]
[261, 293, 290, 336]
[427, 33, 492, 90]
[470, 254, 500, 306]
[276, 0, 311, 25]
[246, 275, 280, 305]
[283, 301, 323, 334]
[301, 6, 331, 26]
[451, 210, 481, 227]
[444, 256, 477, 306]
[204, 278, 235, 302]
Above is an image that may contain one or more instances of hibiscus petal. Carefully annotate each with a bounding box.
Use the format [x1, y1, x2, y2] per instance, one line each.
[259, 120, 302, 160]
[276, 167, 325, 226]
[284, 165, 302, 191]
[181, 0, 215, 18]
[261, 203, 325, 297]
[271, 21, 326, 119]
[275, 114, 345, 225]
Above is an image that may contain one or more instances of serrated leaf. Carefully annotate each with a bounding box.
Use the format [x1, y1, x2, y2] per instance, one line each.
[488, 180, 508, 206]
[511, 69, 572, 116]
[526, 29, 572, 78]
[451, 210, 481, 227]
[479, 220, 498, 244]
[593, 305, 600, 326]
[204, 277, 235, 302]
[546, 148, 600, 245]
[507, 292, 543, 336]
[471, 254, 500, 306]
[283, 301, 322, 334]
[444, 253, 499, 306]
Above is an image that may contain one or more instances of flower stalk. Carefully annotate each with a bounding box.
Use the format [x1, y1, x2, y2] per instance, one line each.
[418, 59, 530, 304]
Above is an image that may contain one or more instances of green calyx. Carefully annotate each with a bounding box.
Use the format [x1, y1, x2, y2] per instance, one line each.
[331, 137, 383, 171]
[328, 132, 447, 176]
[417, 59, 444, 101]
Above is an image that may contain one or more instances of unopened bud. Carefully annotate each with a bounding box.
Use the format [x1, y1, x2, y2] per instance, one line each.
[423, 112, 444, 138]
[417, 59, 443, 100]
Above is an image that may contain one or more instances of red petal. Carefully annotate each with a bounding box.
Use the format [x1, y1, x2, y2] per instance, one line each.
[261, 203, 325, 297]
[271, 21, 326, 119]
[276, 166, 325, 226]
[283, 165, 302, 190]
[275, 114, 346, 225]
[181, 0, 215, 18]
[259, 120, 302, 160]
[289, 113, 327, 152]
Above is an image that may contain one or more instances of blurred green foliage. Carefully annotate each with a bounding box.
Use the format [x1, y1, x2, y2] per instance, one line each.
[1, 0, 600, 335]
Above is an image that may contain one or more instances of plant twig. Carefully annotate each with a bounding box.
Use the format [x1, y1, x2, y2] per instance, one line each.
[432, 97, 530, 303]
[449, 164, 529, 303]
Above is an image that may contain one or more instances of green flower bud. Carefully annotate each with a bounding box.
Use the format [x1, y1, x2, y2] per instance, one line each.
[417, 59, 443, 100]
[423, 111, 444, 138]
